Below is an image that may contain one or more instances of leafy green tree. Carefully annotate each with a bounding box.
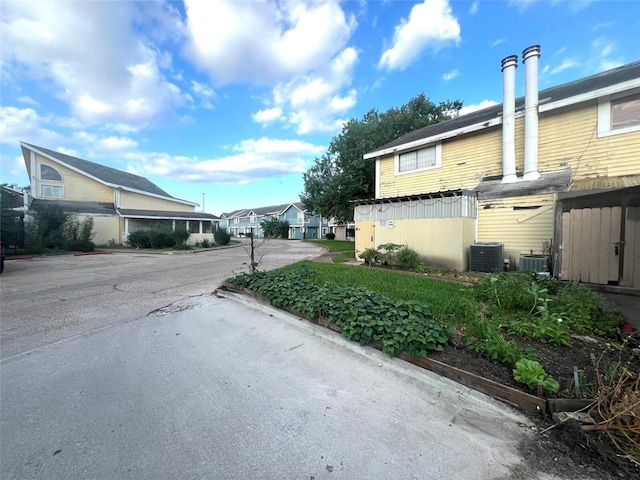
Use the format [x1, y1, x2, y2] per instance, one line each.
[260, 218, 290, 238]
[30, 203, 70, 249]
[301, 94, 462, 222]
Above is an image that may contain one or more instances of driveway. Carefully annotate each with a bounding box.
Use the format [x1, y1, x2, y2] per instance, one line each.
[0, 240, 323, 359]
[1, 291, 542, 480]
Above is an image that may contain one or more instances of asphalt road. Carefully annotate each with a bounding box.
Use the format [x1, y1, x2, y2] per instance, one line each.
[0, 240, 323, 360]
[1, 241, 564, 479]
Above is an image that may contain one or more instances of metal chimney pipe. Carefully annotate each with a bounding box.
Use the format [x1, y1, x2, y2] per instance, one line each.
[501, 55, 518, 183]
[523, 45, 541, 181]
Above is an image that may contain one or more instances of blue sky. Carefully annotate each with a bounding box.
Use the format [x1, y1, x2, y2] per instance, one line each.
[1, 0, 638, 215]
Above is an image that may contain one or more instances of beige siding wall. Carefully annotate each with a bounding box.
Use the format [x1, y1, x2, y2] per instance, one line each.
[356, 217, 475, 271]
[478, 194, 556, 264]
[537, 103, 640, 179]
[75, 215, 120, 245]
[120, 191, 194, 212]
[377, 103, 640, 199]
[35, 154, 113, 202]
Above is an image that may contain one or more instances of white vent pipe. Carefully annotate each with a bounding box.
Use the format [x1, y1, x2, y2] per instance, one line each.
[522, 45, 541, 181]
[501, 55, 518, 183]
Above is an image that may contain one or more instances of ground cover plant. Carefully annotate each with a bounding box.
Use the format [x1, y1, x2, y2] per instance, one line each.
[224, 261, 639, 475]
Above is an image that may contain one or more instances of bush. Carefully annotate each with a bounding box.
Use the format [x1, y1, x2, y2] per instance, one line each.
[360, 247, 379, 266]
[127, 230, 152, 248]
[214, 228, 231, 245]
[201, 239, 211, 248]
[150, 230, 175, 248]
[325, 232, 335, 240]
[397, 247, 420, 270]
[172, 228, 190, 246]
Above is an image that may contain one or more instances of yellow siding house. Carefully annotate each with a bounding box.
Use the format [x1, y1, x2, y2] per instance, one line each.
[357, 46, 640, 289]
[21, 142, 220, 246]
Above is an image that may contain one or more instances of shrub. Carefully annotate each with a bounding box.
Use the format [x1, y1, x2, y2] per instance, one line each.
[325, 232, 335, 240]
[360, 247, 379, 266]
[397, 247, 420, 270]
[214, 227, 231, 245]
[172, 228, 190, 246]
[513, 358, 560, 393]
[127, 230, 152, 248]
[377, 243, 403, 266]
[150, 230, 175, 248]
[201, 239, 211, 248]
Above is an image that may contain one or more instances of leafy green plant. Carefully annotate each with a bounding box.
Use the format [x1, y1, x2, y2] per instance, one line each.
[360, 247, 379, 266]
[377, 243, 403, 266]
[214, 227, 231, 245]
[396, 246, 420, 270]
[226, 267, 453, 358]
[513, 358, 560, 393]
[201, 239, 211, 248]
[325, 232, 335, 240]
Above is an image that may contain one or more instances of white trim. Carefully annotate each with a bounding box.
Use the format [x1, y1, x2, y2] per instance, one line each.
[597, 88, 640, 138]
[394, 143, 442, 176]
[363, 117, 501, 159]
[540, 78, 640, 113]
[375, 158, 380, 199]
[21, 142, 197, 207]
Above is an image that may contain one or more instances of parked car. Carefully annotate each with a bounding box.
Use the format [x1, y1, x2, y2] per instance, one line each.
[0, 241, 5, 274]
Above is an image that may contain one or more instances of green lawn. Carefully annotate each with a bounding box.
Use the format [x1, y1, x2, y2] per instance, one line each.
[303, 239, 355, 252]
[281, 260, 477, 326]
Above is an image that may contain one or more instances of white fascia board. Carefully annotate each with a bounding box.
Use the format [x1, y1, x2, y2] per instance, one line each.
[107, 185, 197, 207]
[363, 117, 502, 160]
[539, 78, 640, 113]
[21, 143, 197, 207]
[117, 212, 213, 220]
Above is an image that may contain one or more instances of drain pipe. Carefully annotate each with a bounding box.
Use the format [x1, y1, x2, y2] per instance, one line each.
[523, 45, 541, 181]
[501, 55, 518, 183]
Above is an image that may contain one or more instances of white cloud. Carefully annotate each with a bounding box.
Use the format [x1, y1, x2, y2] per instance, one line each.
[98, 136, 139, 151]
[550, 58, 579, 74]
[253, 107, 284, 125]
[127, 137, 325, 185]
[378, 0, 461, 71]
[254, 46, 359, 134]
[18, 96, 38, 106]
[459, 100, 498, 116]
[0, 106, 61, 145]
[190, 80, 215, 108]
[469, 1, 479, 15]
[490, 39, 506, 48]
[185, 0, 359, 134]
[442, 69, 459, 81]
[1, 1, 188, 131]
[184, 0, 356, 85]
[588, 37, 624, 73]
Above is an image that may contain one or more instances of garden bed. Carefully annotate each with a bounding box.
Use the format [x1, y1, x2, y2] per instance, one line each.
[223, 265, 639, 478]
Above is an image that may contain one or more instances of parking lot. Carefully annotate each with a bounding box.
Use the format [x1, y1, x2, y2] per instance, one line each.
[0, 240, 324, 359]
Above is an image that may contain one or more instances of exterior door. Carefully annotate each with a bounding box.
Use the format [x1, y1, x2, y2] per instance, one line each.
[355, 221, 375, 260]
[622, 207, 640, 288]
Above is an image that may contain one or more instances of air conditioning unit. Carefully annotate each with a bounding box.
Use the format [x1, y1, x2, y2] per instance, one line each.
[470, 243, 504, 273]
[519, 255, 549, 272]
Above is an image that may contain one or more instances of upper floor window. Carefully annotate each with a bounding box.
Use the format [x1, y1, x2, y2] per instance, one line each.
[297, 211, 309, 224]
[234, 217, 239, 224]
[40, 164, 62, 182]
[598, 91, 640, 138]
[396, 144, 442, 174]
[249, 214, 257, 223]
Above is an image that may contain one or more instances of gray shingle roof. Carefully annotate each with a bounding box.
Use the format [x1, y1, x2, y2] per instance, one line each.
[224, 202, 304, 218]
[22, 143, 173, 198]
[30, 199, 117, 215]
[367, 60, 640, 155]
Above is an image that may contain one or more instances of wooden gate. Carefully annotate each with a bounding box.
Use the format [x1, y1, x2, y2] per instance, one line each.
[561, 206, 640, 288]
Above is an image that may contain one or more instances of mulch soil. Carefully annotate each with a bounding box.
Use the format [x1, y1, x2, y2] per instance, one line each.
[428, 334, 639, 479]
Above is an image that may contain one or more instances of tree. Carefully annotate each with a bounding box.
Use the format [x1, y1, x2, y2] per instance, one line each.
[0, 188, 25, 249]
[260, 218, 289, 238]
[301, 93, 462, 223]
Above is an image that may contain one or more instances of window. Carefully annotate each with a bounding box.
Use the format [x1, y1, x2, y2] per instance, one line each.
[297, 211, 309, 224]
[40, 184, 64, 197]
[396, 144, 442, 174]
[249, 214, 257, 223]
[598, 91, 640, 138]
[234, 217, 239, 224]
[40, 164, 63, 182]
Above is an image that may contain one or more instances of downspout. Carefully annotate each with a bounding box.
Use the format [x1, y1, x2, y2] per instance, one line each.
[501, 55, 518, 183]
[523, 45, 541, 181]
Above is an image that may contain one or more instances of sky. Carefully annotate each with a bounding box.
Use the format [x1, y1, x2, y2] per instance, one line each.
[1, 0, 638, 216]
